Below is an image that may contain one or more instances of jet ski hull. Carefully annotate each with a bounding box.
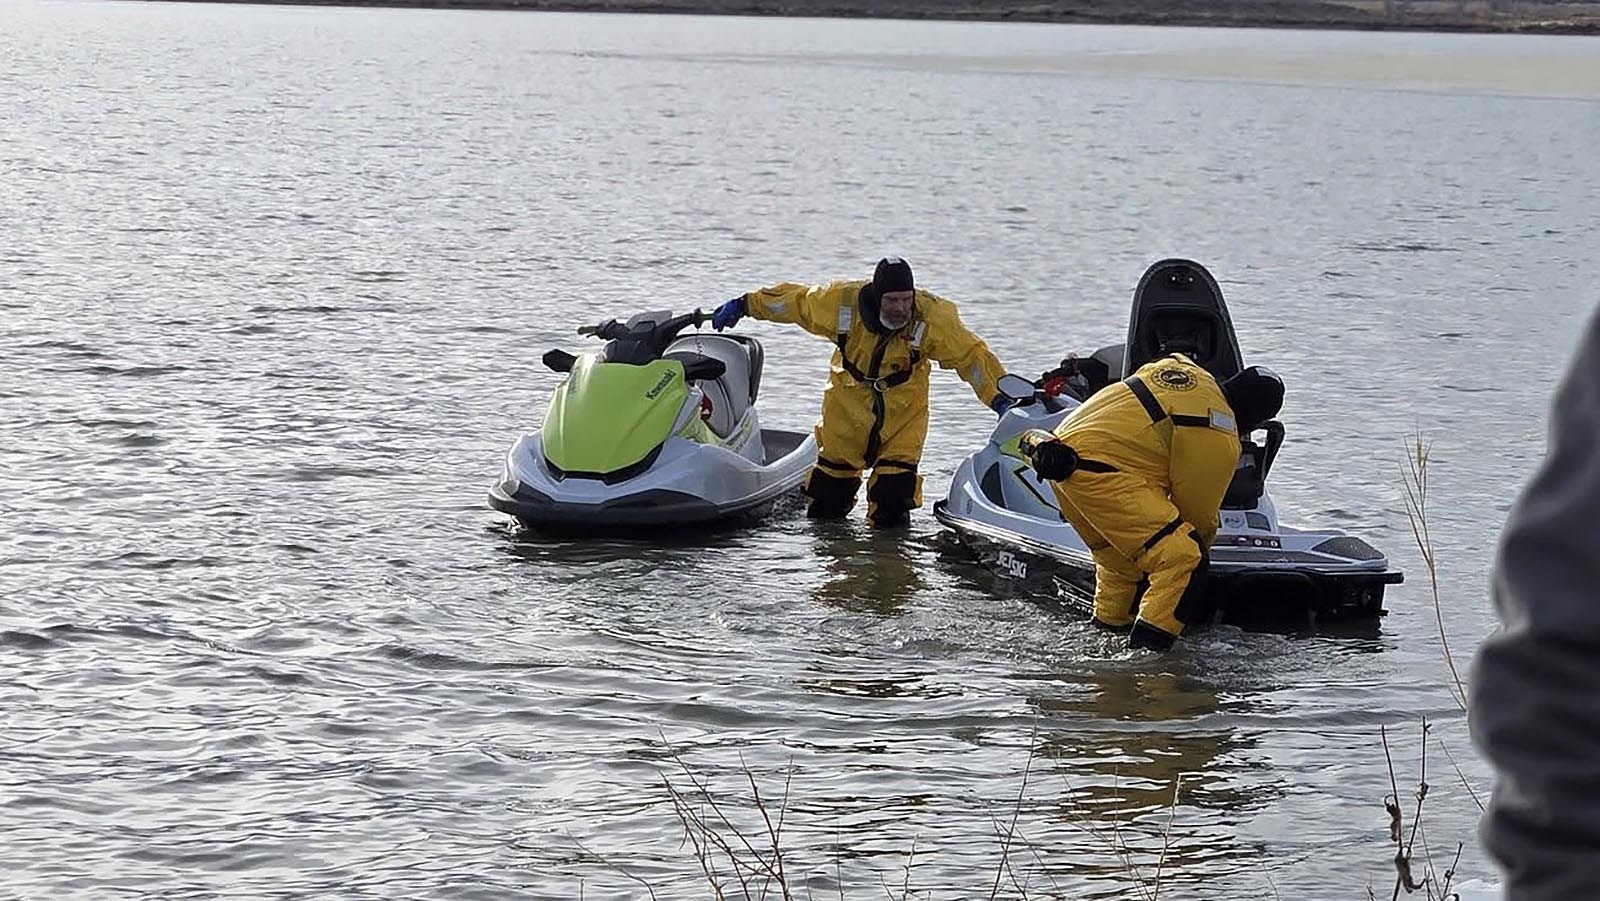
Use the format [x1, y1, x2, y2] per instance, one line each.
[490, 427, 815, 531]
[936, 499, 1402, 629]
[934, 499, 1401, 627]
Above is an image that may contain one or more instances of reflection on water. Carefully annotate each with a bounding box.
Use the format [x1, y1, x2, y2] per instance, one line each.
[809, 523, 929, 616]
[1020, 664, 1279, 895]
[1033, 667, 1255, 811]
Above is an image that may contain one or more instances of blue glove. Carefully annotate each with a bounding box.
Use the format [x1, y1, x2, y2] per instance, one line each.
[711, 295, 746, 332]
[988, 394, 1014, 416]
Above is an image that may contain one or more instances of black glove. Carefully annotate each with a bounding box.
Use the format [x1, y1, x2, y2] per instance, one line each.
[1027, 438, 1079, 482]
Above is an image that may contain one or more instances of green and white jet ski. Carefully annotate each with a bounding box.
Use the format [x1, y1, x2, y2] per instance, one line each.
[489, 309, 816, 530]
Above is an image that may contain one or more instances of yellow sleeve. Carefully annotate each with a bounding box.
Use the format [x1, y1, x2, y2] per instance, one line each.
[742, 281, 855, 341]
[921, 296, 1008, 406]
[1169, 424, 1240, 546]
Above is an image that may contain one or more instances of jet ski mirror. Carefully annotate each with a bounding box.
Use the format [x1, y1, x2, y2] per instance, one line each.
[996, 373, 1037, 403]
[542, 349, 577, 373]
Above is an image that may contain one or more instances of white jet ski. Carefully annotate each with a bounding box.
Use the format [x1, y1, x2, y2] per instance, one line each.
[489, 309, 816, 530]
[934, 259, 1403, 628]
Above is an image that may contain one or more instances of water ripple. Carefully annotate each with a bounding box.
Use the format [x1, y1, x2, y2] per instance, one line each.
[3, 5, 1586, 898]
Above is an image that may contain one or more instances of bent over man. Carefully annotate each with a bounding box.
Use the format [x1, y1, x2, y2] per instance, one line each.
[1022, 354, 1284, 649]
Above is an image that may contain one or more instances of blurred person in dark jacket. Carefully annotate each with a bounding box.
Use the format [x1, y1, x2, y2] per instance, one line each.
[1471, 305, 1600, 899]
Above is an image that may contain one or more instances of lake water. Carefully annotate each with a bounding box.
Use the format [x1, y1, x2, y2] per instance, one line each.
[3, 1, 1597, 897]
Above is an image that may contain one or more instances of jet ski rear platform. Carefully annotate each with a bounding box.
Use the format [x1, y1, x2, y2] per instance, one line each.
[491, 427, 813, 531]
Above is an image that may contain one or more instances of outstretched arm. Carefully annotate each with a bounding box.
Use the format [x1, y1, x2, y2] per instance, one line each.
[922, 300, 1007, 407]
[741, 282, 857, 340]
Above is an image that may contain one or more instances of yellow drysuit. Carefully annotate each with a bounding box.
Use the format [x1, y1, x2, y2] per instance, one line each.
[743, 280, 1006, 526]
[1025, 354, 1241, 649]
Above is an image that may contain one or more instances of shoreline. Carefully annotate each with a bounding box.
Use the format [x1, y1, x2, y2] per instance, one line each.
[136, 0, 1600, 36]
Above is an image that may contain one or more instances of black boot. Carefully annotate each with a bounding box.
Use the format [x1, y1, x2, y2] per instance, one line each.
[866, 470, 919, 529]
[804, 467, 861, 519]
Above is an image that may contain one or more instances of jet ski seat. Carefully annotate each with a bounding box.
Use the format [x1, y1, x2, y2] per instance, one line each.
[1126, 311, 1243, 383]
[1122, 261, 1244, 384]
[1122, 259, 1277, 506]
[666, 334, 763, 439]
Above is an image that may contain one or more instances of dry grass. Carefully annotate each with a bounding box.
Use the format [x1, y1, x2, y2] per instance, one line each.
[1400, 431, 1468, 713]
[1374, 719, 1466, 900]
[1056, 771, 1186, 901]
[662, 747, 795, 900]
[619, 731, 1195, 900]
[1370, 432, 1482, 897]
[1398, 431, 1483, 816]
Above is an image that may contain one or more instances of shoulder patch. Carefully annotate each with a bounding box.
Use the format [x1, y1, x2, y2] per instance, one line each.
[1152, 366, 1198, 392]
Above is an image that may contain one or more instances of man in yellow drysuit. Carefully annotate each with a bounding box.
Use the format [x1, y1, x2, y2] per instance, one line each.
[712, 257, 1008, 528]
[1019, 354, 1284, 650]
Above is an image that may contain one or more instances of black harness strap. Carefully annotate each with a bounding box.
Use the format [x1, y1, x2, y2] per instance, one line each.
[873, 459, 918, 473]
[817, 455, 858, 475]
[835, 310, 924, 466]
[1141, 515, 1187, 552]
[1124, 375, 1213, 429]
[1124, 376, 1169, 424]
[1073, 458, 1119, 474]
[836, 335, 920, 391]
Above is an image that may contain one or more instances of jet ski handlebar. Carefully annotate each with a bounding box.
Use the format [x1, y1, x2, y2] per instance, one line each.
[576, 309, 711, 342]
[576, 320, 623, 338]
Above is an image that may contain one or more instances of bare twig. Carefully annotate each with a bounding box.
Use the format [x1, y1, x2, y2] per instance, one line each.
[669, 750, 777, 879]
[1056, 769, 1155, 901]
[1383, 721, 1432, 899]
[988, 730, 1037, 901]
[1400, 432, 1467, 711]
[660, 737, 796, 899]
[566, 832, 662, 901]
[1014, 825, 1066, 898]
[1436, 737, 1486, 813]
[1439, 842, 1464, 901]
[741, 752, 793, 901]
[835, 822, 844, 901]
[665, 782, 732, 899]
[1381, 725, 1407, 901]
[1406, 720, 1431, 857]
[1382, 726, 1404, 843]
[1108, 768, 1156, 900]
[982, 789, 1033, 899]
[1152, 774, 1183, 901]
[900, 839, 917, 900]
